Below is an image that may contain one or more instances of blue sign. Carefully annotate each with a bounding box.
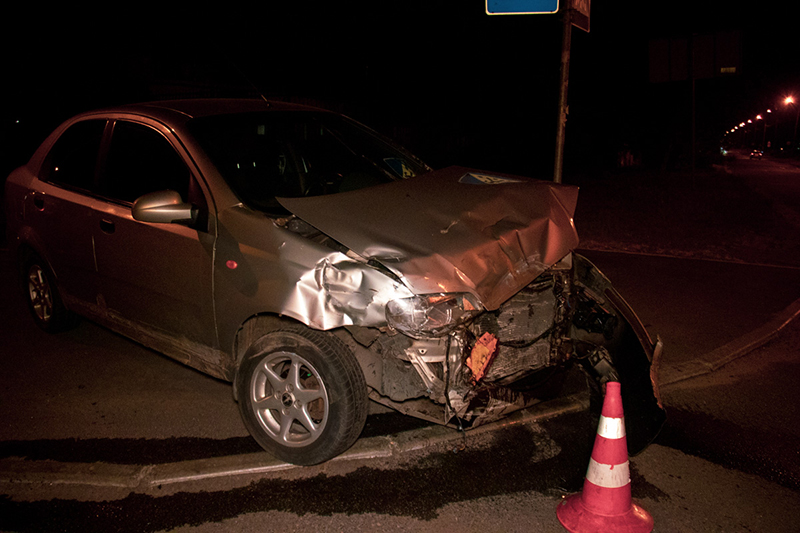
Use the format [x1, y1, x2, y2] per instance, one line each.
[486, 0, 559, 15]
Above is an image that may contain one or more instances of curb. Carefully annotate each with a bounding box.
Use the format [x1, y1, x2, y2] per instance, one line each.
[0, 393, 589, 494]
[659, 297, 800, 387]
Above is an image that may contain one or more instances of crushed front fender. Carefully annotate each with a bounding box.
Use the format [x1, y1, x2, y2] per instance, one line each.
[573, 253, 666, 454]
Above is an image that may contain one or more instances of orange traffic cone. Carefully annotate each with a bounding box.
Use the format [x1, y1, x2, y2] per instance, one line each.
[556, 381, 654, 533]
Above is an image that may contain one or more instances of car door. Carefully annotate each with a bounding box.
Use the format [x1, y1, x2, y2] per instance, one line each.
[25, 119, 106, 309]
[91, 118, 218, 351]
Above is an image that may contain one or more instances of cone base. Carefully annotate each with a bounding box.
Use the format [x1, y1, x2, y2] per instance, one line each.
[557, 493, 654, 533]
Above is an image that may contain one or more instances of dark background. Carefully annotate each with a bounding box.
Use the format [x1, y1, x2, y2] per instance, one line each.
[3, 1, 800, 179]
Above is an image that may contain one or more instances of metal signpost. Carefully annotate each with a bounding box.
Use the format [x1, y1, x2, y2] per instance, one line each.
[486, 0, 589, 183]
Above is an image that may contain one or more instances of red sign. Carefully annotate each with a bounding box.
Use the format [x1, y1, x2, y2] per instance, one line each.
[572, 0, 590, 32]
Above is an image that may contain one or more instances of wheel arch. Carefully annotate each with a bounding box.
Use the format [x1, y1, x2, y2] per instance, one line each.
[15, 240, 62, 298]
[231, 313, 311, 399]
[14, 234, 51, 277]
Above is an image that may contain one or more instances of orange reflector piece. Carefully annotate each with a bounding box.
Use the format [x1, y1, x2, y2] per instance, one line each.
[467, 332, 498, 382]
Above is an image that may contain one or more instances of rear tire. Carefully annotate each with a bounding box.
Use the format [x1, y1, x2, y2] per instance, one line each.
[236, 324, 368, 465]
[22, 253, 78, 333]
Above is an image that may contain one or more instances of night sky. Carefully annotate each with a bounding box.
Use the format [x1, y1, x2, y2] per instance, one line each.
[4, 1, 800, 177]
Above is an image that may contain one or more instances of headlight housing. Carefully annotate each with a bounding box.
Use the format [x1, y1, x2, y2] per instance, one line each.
[386, 293, 483, 338]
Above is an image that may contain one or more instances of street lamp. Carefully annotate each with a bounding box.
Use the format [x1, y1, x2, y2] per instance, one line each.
[785, 95, 800, 150]
[767, 109, 773, 149]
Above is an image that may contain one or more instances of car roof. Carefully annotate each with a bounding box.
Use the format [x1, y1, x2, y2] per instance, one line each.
[84, 98, 334, 124]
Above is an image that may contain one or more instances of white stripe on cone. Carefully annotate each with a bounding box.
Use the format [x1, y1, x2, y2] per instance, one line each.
[586, 457, 631, 489]
[596, 415, 626, 439]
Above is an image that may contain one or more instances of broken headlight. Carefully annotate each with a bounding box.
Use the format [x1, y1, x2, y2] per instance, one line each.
[386, 293, 483, 338]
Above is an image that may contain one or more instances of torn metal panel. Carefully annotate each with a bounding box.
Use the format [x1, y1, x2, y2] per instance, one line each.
[278, 166, 580, 310]
[212, 207, 415, 349]
[289, 254, 412, 329]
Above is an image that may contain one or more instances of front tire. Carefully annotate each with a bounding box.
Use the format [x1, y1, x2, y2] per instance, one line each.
[236, 325, 368, 465]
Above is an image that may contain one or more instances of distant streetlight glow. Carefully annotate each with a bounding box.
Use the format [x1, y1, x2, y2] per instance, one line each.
[783, 96, 800, 148]
[724, 104, 779, 150]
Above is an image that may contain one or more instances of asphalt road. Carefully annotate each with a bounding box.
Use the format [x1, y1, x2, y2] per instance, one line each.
[2, 312, 799, 532]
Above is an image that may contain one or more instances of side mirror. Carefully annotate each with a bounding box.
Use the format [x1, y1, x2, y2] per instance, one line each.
[132, 190, 197, 225]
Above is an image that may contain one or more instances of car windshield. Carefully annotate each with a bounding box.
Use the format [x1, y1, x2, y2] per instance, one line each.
[189, 111, 429, 214]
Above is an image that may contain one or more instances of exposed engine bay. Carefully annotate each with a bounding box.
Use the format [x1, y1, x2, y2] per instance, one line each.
[344, 252, 664, 447]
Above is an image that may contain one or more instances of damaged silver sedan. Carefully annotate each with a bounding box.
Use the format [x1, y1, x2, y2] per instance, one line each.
[5, 99, 664, 465]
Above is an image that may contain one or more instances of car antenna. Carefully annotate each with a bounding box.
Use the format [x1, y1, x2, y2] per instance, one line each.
[224, 52, 271, 106]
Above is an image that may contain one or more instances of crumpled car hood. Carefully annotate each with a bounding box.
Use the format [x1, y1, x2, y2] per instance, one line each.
[278, 166, 579, 310]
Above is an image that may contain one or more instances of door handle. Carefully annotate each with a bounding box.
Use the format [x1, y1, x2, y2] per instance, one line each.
[99, 219, 115, 234]
[33, 196, 44, 210]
